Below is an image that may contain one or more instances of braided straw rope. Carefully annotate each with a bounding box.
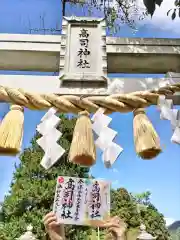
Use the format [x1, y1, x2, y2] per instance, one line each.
[0, 83, 179, 113]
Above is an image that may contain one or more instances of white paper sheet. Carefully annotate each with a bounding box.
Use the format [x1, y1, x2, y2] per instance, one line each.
[36, 108, 65, 170]
[171, 127, 180, 145]
[95, 127, 117, 151]
[102, 142, 123, 168]
[53, 176, 111, 226]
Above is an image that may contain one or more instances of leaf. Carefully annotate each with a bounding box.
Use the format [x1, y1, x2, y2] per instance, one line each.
[167, 9, 172, 16]
[143, 0, 156, 16]
[155, 0, 163, 6]
[175, 0, 180, 6]
[172, 9, 177, 20]
[179, 8, 180, 17]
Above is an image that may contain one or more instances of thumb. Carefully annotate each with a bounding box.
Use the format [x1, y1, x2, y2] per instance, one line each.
[103, 222, 120, 228]
[108, 227, 123, 237]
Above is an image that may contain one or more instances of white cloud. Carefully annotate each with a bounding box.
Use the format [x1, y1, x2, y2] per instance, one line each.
[164, 217, 175, 226]
[137, 0, 180, 33]
[112, 168, 119, 173]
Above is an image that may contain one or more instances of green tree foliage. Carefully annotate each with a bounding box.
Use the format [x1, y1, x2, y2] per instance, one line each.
[109, 189, 169, 239]
[0, 115, 90, 240]
[140, 204, 169, 240]
[0, 202, 3, 222]
[132, 191, 170, 240]
[111, 188, 141, 229]
[133, 191, 151, 206]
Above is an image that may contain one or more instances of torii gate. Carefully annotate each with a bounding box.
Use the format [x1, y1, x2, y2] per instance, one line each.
[0, 16, 179, 169]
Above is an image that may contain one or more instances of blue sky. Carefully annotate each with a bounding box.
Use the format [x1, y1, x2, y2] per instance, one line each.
[0, 0, 180, 226]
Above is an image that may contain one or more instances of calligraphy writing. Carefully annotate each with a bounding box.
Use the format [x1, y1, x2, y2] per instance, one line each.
[84, 187, 88, 204]
[79, 28, 89, 38]
[77, 29, 91, 69]
[54, 184, 62, 213]
[54, 176, 110, 226]
[90, 181, 101, 219]
[61, 178, 75, 219]
[74, 179, 84, 221]
[79, 39, 89, 48]
[78, 48, 90, 58]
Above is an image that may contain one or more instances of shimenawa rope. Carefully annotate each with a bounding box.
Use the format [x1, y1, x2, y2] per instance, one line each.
[0, 83, 179, 113]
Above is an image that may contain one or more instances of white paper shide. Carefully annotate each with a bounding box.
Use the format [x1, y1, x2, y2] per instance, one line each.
[36, 108, 65, 169]
[158, 95, 180, 144]
[91, 108, 123, 167]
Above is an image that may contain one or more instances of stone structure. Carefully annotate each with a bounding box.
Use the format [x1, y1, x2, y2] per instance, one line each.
[17, 225, 37, 240]
[0, 16, 179, 103]
[0, 30, 180, 74]
[137, 224, 156, 240]
[60, 17, 107, 86]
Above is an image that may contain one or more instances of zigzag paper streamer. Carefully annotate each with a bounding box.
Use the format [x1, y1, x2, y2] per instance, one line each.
[102, 142, 123, 168]
[158, 96, 180, 145]
[158, 95, 173, 120]
[91, 108, 123, 168]
[36, 108, 65, 169]
[171, 110, 180, 144]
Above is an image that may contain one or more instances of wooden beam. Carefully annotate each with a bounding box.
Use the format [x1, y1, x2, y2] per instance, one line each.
[0, 34, 180, 73]
[0, 74, 179, 104]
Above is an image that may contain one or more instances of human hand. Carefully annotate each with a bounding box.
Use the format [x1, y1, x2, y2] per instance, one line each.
[105, 216, 127, 238]
[90, 216, 126, 238]
[43, 212, 65, 240]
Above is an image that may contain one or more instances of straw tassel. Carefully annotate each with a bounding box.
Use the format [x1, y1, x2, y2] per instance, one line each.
[133, 108, 162, 159]
[69, 110, 96, 167]
[0, 104, 24, 155]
